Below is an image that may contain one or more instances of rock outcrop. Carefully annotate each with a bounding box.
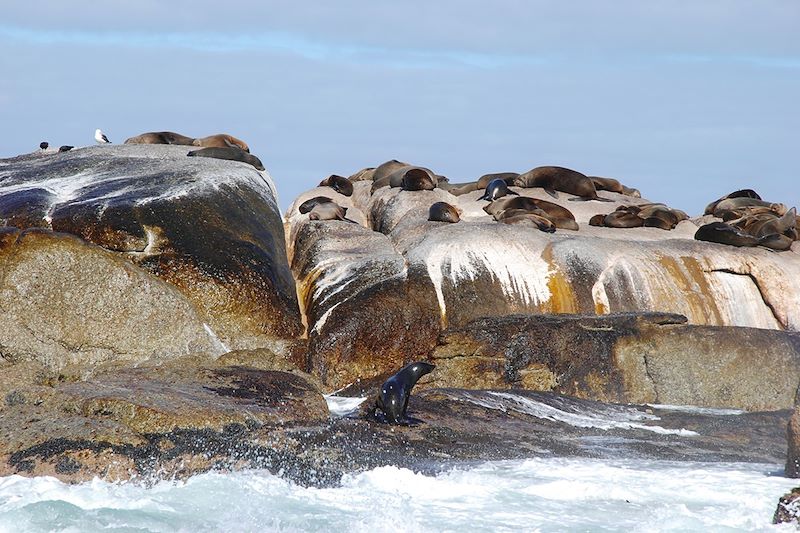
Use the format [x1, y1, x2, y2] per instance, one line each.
[0, 145, 302, 369]
[287, 177, 800, 391]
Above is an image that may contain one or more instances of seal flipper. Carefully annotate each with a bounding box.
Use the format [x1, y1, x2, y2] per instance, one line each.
[543, 187, 559, 199]
[567, 195, 614, 202]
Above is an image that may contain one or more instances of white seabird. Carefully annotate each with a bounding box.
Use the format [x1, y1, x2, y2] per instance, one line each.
[94, 129, 111, 144]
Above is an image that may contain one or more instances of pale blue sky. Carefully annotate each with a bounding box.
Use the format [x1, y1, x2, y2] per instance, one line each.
[1, 1, 798, 214]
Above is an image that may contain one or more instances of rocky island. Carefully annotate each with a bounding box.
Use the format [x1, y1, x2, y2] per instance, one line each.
[2, 144, 800, 521]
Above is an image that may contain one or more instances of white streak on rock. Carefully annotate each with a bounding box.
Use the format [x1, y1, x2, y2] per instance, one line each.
[323, 394, 367, 417]
[203, 323, 229, 355]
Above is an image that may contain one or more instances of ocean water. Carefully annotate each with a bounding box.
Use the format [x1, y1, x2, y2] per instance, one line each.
[0, 458, 795, 532]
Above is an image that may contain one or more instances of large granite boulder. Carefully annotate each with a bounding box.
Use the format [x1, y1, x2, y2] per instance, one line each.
[0, 145, 302, 369]
[287, 176, 800, 392]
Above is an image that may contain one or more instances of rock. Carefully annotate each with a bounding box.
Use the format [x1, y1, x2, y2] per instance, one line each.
[286, 182, 800, 390]
[0, 228, 218, 369]
[0, 145, 302, 357]
[431, 313, 800, 410]
[774, 487, 800, 524]
[0, 360, 330, 484]
[786, 407, 800, 477]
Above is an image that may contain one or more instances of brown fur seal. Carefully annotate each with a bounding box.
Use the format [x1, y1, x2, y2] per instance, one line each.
[299, 196, 334, 214]
[477, 178, 519, 201]
[372, 159, 410, 182]
[694, 222, 760, 247]
[187, 147, 265, 170]
[704, 189, 761, 215]
[732, 207, 796, 238]
[713, 197, 786, 217]
[589, 214, 606, 226]
[428, 202, 461, 223]
[386, 166, 437, 191]
[485, 196, 578, 230]
[308, 201, 356, 223]
[476, 172, 519, 189]
[439, 181, 479, 196]
[319, 175, 354, 197]
[621, 186, 642, 197]
[348, 167, 376, 182]
[498, 212, 557, 233]
[589, 176, 624, 194]
[603, 209, 645, 228]
[192, 134, 250, 153]
[124, 131, 195, 145]
[514, 166, 613, 202]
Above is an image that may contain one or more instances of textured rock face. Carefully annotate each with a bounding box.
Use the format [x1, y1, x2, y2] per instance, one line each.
[287, 178, 800, 389]
[0, 145, 302, 359]
[0, 228, 217, 368]
[430, 313, 800, 411]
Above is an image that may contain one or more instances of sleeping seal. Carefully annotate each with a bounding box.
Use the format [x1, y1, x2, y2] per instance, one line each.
[428, 202, 461, 223]
[319, 175, 354, 196]
[187, 147, 265, 170]
[514, 166, 613, 202]
[298, 196, 334, 214]
[124, 131, 195, 145]
[192, 134, 250, 153]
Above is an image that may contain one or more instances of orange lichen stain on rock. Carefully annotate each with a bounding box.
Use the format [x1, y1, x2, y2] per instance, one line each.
[656, 255, 723, 326]
[295, 268, 324, 335]
[541, 244, 578, 314]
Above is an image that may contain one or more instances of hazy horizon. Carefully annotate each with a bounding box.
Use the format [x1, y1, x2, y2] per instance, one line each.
[1, 1, 798, 214]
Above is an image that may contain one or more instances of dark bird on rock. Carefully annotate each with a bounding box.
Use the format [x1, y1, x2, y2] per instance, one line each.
[39, 141, 49, 150]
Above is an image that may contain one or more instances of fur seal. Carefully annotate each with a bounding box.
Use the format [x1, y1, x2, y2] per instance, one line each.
[713, 198, 786, 217]
[588, 214, 606, 226]
[589, 176, 624, 194]
[298, 196, 334, 214]
[439, 181, 479, 196]
[124, 131, 195, 146]
[477, 178, 519, 201]
[192, 134, 250, 153]
[602, 208, 645, 228]
[497, 211, 557, 232]
[428, 202, 461, 223]
[704, 189, 762, 215]
[308, 201, 355, 223]
[476, 172, 519, 189]
[514, 166, 613, 202]
[386, 166, 437, 191]
[319, 175, 354, 196]
[621, 186, 642, 198]
[58, 145, 74, 152]
[372, 159, 410, 182]
[187, 147, 265, 171]
[484, 196, 578, 230]
[694, 222, 760, 247]
[374, 361, 435, 424]
[348, 167, 376, 182]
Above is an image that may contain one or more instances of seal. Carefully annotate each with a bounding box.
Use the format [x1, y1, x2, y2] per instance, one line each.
[477, 178, 519, 201]
[124, 131, 195, 146]
[186, 147, 265, 171]
[588, 214, 606, 226]
[589, 176, 624, 194]
[704, 189, 762, 215]
[476, 172, 519, 190]
[374, 361, 435, 424]
[298, 196, 334, 214]
[372, 159, 410, 182]
[713, 198, 786, 218]
[484, 196, 578, 230]
[308, 201, 356, 223]
[514, 166, 613, 202]
[319, 175, 354, 197]
[497, 211, 557, 232]
[192, 134, 250, 153]
[428, 201, 461, 223]
[603, 208, 644, 228]
[387, 166, 437, 191]
[439, 181, 478, 196]
[348, 167, 376, 182]
[39, 141, 48, 151]
[58, 145, 74, 152]
[694, 222, 760, 247]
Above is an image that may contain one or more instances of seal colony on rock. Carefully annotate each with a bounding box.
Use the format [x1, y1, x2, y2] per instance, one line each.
[124, 131, 251, 153]
[187, 147, 265, 171]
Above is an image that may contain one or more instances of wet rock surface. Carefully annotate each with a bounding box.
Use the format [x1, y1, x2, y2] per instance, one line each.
[0, 145, 302, 356]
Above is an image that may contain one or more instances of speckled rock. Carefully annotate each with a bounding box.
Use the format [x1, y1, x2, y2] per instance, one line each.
[0, 145, 302, 357]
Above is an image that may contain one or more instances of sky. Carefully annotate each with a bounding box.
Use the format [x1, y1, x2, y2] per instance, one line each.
[1, 1, 798, 214]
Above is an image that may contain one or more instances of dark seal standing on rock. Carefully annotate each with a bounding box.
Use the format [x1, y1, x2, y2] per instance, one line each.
[514, 166, 613, 202]
[374, 361, 435, 424]
[318, 175, 354, 197]
[187, 147, 265, 171]
[477, 178, 519, 201]
[428, 202, 461, 223]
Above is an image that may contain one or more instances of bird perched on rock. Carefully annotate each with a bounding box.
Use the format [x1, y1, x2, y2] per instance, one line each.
[39, 141, 49, 151]
[94, 129, 111, 144]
